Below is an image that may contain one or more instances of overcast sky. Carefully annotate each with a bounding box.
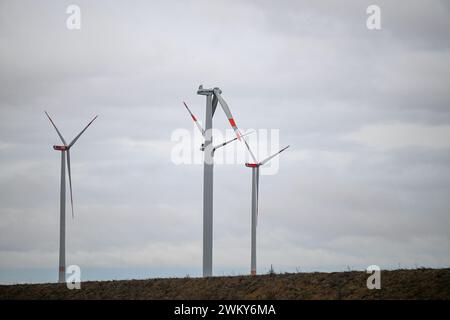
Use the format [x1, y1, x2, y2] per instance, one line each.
[1, 0, 450, 284]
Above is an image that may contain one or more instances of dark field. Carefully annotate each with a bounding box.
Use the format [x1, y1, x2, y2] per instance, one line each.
[1, 268, 449, 300]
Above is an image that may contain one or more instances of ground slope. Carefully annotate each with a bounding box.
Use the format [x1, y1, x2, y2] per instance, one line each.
[1, 268, 449, 300]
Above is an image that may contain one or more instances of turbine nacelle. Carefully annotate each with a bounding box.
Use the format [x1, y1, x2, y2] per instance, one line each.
[53, 145, 68, 151]
[245, 163, 259, 168]
[197, 85, 221, 96]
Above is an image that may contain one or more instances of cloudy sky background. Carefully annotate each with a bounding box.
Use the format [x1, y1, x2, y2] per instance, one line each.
[1, 0, 450, 284]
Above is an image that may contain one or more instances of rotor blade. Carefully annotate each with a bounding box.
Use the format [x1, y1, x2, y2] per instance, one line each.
[256, 167, 260, 226]
[213, 130, 254, 151]
[44, 111, 67, 145]
[68, 115, 98, 148]
[242, 135, 258, 163]
[183, 101, 205, 136]
[66, 150, 74, 219]
[259, 145, 290, 166]
[213, 90, 242, 140]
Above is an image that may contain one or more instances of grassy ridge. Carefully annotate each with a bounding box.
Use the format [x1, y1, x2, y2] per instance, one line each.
[1, 268, 449, 300]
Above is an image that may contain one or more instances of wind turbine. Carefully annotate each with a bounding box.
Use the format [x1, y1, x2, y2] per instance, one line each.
[185, 85, 244, 277]
[45, 111, 98, 283]
[243, 139, 289, 275]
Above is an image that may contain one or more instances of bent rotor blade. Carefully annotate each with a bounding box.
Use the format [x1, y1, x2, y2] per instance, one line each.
[213, 130, 254, 151]
[259, 145, 290, 166]
[44, 111, 67, 145]
[211, 95, 218, 116]
[183, 101, 205, 136]
[68, 115, 98, 148]
[213, 90, 242, 140]
[66, 150, 74, 218]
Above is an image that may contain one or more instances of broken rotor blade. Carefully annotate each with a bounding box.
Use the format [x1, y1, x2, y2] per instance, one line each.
[211, 95, 218, 117]
[213, 89, 242, 140]
[183, 101, 205, 136]
[213, 130, 254, 151]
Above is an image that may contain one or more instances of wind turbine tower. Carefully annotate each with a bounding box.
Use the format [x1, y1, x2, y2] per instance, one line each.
[195, 85, 242, 277]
